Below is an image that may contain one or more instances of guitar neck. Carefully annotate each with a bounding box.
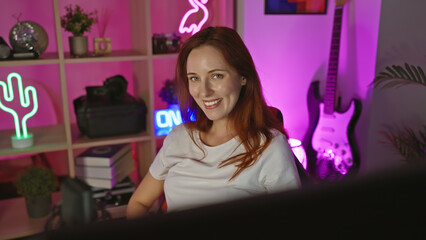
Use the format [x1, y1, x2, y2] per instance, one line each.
[324, 6, 344, 115]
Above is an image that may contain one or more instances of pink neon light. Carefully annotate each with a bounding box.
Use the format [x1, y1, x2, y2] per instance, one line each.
[179, 0, 209, 35]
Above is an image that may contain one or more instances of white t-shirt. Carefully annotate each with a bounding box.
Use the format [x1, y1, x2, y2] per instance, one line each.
[149, 124, 301, 212]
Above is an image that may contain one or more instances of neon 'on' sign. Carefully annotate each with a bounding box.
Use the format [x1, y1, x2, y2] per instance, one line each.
[154, 108, 182, 136]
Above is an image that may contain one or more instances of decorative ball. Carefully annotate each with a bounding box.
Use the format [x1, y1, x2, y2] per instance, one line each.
[9, 20, 48, 55]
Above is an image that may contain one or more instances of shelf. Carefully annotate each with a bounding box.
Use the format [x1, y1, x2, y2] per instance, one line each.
[70, 124, 151, 149]
[0, 191, 61, 240]
[63, 49, 149, 64]
[0, 192, 126, 240]
[0, 52, 60, 66]
[0, 50, 150, 67]
[152, 52, 178, 60]
[0, 125, 68, 158]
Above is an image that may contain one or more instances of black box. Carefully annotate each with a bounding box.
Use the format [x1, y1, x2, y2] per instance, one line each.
[74, 93, 147, 138]
[61, 178, 97, 226]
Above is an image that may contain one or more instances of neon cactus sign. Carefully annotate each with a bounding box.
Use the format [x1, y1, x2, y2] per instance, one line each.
[179, 0, 209, 35]
[0, 72, 38, 148]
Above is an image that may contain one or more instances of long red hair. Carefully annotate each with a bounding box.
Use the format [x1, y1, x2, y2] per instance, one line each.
[175, 27, 287, 180]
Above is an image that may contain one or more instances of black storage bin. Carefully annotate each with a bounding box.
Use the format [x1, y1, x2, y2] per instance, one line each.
[74, 93, 147, 138]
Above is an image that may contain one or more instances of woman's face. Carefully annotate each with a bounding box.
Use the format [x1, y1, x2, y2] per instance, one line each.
[186, 45, 246, 123]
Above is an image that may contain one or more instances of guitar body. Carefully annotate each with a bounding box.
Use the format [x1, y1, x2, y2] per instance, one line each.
[303, 81, 362, 181]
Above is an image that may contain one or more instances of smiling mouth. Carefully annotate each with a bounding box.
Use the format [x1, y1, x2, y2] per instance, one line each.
[203, 98, 222, 108]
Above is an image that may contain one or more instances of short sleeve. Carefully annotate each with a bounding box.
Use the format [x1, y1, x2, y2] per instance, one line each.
[149, 124, 186, 180]
[260, 133, 301, 193]
[149, 144, 168, 180]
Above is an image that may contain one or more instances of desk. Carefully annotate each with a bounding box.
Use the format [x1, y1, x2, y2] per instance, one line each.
[0, 192, 126, 240]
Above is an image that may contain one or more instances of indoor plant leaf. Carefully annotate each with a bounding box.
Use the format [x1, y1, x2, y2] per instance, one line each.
[14, 166, 58, 203]
[381, 125, 426, 162]
[374, 63, 426, 163]
[61, 4, 97, 36]
[372, 63, 426, 88]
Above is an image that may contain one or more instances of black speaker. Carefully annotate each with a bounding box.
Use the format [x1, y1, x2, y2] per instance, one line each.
[0, 37, 11, 59]
[60, 178, 97, 226]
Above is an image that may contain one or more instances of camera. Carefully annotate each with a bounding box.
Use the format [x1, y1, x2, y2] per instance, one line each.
[86, 75, 128, 102]
[152, 33, 182, 54]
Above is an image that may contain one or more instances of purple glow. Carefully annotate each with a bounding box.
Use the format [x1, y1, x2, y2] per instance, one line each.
[179, 0, 209, 35]
[288, 138, 307, 170]
[312, 102, 355, 177]
[242, 0, 380, 142]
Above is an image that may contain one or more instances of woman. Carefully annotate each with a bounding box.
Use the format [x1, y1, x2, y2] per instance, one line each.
[127, 27, 300, 219]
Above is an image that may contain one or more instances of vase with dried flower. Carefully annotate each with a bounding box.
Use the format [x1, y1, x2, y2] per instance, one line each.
[61, 4, 97, 57]
[94, 8, 112, 56]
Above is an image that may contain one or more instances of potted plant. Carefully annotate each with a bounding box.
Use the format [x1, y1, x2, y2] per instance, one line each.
[372, 63, 426, 162]
[61, 4, 97, 57]
[14, 166, 59, 218]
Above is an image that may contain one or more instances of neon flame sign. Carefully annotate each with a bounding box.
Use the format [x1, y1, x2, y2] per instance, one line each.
[0, 72, 38, 147]
[179, 0, 209, 35]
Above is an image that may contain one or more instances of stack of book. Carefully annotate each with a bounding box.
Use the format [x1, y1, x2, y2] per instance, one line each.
[75, 143, 134, 189]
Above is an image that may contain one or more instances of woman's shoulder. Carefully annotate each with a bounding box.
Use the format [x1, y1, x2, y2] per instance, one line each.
[165, 124, 188, 140]
[261, 129, 293, 164]
[164, 124, 194, 142]
[169, 123, 188, 134]
[269, 128, 288, 144]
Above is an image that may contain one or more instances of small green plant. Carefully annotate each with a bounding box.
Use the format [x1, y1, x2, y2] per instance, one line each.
[14, 166, 58, 203]
[61, 4, 97, 36]
[159, 79, 178, 105]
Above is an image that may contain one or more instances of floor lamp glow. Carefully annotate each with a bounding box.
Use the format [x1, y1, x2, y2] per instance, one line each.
[0, 72, 38, 148]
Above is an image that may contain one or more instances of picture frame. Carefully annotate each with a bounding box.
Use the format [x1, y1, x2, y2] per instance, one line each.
[265, 0, 328, 14]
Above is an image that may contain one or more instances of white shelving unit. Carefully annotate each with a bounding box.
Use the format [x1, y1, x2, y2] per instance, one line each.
[0, 0, 158, 178]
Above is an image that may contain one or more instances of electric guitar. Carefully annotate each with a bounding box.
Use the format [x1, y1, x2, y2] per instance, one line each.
[302, 0, 362, 182]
